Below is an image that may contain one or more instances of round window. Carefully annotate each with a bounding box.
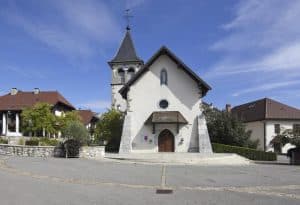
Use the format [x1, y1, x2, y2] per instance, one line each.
[159, 100, 169, 109]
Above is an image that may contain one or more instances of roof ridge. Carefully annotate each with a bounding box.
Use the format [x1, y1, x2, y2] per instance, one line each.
[232, 98, 267, 109]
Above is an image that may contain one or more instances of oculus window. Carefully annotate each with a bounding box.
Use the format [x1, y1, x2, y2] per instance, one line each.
[159, 99, 169, 109]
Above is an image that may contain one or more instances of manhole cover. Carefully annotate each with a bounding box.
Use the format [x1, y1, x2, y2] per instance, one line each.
[156, 189, 173, 194]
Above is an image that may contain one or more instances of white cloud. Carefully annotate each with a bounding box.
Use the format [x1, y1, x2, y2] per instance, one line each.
[78, 100, 111, 111]
[205, 42, 300, 78]
[0, 0, 121, 59]
[205, 0, 300, 97]
[57, 0, 120, 43]
[2, 65, 45, 79]
[232, 80, 300, 97]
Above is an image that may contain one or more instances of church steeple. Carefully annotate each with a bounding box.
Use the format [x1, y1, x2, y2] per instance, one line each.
[108, 27, 143, 112]
[109, 30, 143, 64]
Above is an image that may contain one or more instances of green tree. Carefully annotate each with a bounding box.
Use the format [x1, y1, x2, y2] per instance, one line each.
[94, 109, 124, 152]
[56, 111, 81, 132]
[203, 106, 259, 149]
[271, 129, 300, 150]
[21, 103, 56, 136]
[61, 121, 89, 145]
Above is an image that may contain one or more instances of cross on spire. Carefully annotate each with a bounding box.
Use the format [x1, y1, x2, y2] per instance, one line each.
[124, 9, 133, 30]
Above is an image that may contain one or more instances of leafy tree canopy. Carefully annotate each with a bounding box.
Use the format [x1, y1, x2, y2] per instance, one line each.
[203, 105, 259, 149]
[94, 109, 124, 152]
[56, 110, 81, 131]
[21, 103, 56, 136]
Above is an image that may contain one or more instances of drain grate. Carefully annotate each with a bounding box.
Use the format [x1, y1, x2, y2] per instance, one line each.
[156, 189, 173, 194]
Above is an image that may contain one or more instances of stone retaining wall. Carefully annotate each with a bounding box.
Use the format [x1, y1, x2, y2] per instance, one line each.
[0, 144, 105, 159]
[0, 144, 55, 157]
[79, 146, 105, 159]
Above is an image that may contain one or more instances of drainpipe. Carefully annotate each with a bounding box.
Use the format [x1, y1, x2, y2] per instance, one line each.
[263, 121, 266, 152]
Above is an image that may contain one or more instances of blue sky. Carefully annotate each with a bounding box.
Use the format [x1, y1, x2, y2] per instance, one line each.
[1, 0, 300, 112]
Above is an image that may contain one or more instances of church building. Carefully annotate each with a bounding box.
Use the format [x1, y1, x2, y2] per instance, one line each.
[108, 27, 213, 153]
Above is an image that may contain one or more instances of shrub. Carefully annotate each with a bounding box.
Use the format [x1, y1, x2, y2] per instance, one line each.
[62, 121, 89, 145]
[39, 137, 60, 146]
[25, 137, 39, 146]
[0, 138, 8, 144]
[204, 106, 259, 149]
[64, 139, 81, 158]
[212, 143, 277, 161]
[94, 109, 124, 152]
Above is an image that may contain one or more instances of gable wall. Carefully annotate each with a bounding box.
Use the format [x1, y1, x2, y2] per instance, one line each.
[125, 55, 203, 152]
[245, 121, 265, 150]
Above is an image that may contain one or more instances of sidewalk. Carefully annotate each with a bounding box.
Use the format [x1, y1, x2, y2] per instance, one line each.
[254, 155, 291, 165]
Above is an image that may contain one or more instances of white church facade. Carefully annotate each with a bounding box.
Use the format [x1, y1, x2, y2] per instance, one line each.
[109, 28, 213, 153]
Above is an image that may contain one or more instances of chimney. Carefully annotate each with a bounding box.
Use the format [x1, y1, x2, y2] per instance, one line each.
[226, 104, 231, 113]
[10, 88, 18, 95]
[33, 88, 40, 95]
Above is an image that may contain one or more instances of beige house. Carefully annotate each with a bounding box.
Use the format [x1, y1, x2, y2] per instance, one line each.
[232, 98, 300, 154]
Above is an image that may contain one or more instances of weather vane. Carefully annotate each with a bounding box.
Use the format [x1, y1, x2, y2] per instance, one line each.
[124, 9, 133, 30]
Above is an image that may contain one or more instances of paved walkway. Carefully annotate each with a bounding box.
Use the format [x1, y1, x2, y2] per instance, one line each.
[0, 155, 300, 205]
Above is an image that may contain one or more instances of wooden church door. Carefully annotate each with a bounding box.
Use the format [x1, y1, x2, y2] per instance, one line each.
[158, 129, 174, 152]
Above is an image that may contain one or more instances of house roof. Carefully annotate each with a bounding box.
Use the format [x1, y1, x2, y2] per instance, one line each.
[231, 98, 300, 122]
[119, 46, 211, 99]
[78, 110, 99, 125]
[0, 90, 75, 111]
[109, 30, 143, 64]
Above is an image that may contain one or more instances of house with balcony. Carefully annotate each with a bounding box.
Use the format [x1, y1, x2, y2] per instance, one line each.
[0, 88, 75, 138]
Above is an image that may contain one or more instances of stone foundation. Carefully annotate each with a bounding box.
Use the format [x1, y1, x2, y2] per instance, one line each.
[0, 144, 55, 157]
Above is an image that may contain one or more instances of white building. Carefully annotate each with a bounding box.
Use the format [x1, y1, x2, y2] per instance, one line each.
[232, 98, 300, 154]
[108, 28, 213, 153]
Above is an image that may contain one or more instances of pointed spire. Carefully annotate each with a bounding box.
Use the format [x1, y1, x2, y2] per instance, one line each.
[109, 30, 143, 64]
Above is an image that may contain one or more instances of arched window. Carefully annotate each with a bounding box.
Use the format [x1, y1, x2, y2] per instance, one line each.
[160, 69, 168, 85]
[127, 67, 135, 80]
[118, 68, 125, 84]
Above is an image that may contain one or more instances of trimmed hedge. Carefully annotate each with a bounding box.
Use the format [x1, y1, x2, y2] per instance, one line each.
[212, 143, 277, 161]
[39, 138, 60, 146]
[25, 138, 39, 146]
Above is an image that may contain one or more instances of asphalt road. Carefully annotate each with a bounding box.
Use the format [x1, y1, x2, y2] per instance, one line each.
[0, 156, 300, 205]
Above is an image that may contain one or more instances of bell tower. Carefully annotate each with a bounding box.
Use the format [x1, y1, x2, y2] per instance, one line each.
[108, 26, 143, 112]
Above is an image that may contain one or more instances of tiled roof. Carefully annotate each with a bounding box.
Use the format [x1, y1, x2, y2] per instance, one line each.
[232, 98, 300, 122]
[78, 110, 99, 125]
[0, 91, 75, 111]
